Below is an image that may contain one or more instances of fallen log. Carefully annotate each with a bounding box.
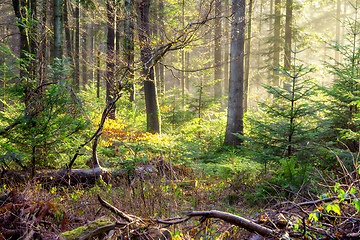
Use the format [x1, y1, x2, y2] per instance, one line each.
[0, 166, 110, 186]
[37, 166, 110, 186]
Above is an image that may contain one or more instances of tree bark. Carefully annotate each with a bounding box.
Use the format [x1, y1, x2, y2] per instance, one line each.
[124, 0, 135, 102]
[74, 1, 80, 91]
[273, 0, 281, 87]
[12, 0, 31, 77]
[335, 0, 341, 62]
[53, 0, 63, 60]
[224, 0, 245, 147]
[284, 0, 292, 69]
[63, 0, 72, 60]
[82, 10, 88, 89]
[137, 0, 160, 133]
[214, 0, 222, 100]
[106, 0, 116, 119]
[223, 0, 230, 100]
[244, 0, 252, 112]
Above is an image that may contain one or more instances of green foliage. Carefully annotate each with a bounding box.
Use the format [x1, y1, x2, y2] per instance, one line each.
[321, 4, 360, 152]
[246, 52, 320, 164]
[0, 53, 88, 170]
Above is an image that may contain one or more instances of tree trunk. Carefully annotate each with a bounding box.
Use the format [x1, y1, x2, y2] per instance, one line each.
[335, 0, 341, 62]
[244, 0, 252, 112]
[273, 0, 281, 87]
[224, 0, 245, 147]
[39, 0, 47, 84]
[214, 0, 222, 100]
[223, 0, 230, 99]
[284, 0, 292, 69]
[82, 10, 88, 89]
[53, 0, 63, 60]
[106, 0, 116, 119]
[74, 2, 80, 91]
[137, 0, 160, 133]
[12, 0, 31, 77]
[124, 0, 135, 102]
[97, 51, 101, 98]
[181, 0, 186, 106]
[159, 0, 166, 96]
[63, 0, 72, 60]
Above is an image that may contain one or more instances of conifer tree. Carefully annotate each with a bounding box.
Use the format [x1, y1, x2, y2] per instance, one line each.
[322, 2, 360, 152]
[247, 50, 317, 160]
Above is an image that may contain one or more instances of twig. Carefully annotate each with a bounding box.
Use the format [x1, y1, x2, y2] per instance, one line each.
[97, 195, 135, 223]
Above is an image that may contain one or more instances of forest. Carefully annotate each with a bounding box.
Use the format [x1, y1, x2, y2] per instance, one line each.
[1, 0, 360, 239]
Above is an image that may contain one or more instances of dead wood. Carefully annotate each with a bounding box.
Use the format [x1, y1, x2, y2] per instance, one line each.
[183, 210, 276, 237]
[98, 195, 135, 222]
[36, 167, 110, 186]
[94, 196, 277, 239]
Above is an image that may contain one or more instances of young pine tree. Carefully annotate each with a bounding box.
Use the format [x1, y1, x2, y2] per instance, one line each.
[246, 50, 318, 162]
[322, 2, 360, 152]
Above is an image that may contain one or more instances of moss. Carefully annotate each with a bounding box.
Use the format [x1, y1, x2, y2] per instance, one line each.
[59, 217, 113, 240]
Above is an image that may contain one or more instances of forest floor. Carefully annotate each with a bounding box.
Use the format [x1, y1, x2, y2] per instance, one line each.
[0, 161, 257, 239]
[1, 153, 360, 239]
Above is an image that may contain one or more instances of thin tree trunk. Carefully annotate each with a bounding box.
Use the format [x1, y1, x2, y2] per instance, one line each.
[284, 0, 292, 69]
[124, 0, 135, 102]
[29, 0, 37, 79]
[159, 0, 165, 96]
[89, 15, 94, 85]
[137, 0, 160, 133]
[335, 0, 341, 62]
[214, 0, 222, 100]
[63, 0, 72, 59]
[106, 0, 116, 119]
[39, 0, 47, 84]
[12, 0, 31, 77]
[74, 1, 80, 91]
[224, 0, 230, 99]
[244, 0, 252, 112]
[97, 51, 101, 98]
[82, 10, 88, 89]
[181, 0, 185, 106]
[273, 0, 281, 87]
[224, 0, 245, 147]
[54, 0, 63, 60]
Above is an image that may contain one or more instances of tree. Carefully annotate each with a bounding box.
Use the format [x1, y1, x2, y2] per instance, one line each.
[74, 1, 80, 91]
[284, 0, 293, 69]
[244, 0, 253, 112]
[260, 55, 316, 158]
[54, 0, 63, 61]
[124, 0, 135, 102]
[273, 0, 281, 87]
[224, 0, 245, 147]
[137, 0, 160, 133]
[12, 0, 34, 77]
[63, 0, 72, 60]
[106, 0, 116, 119]
[322, 3, 360, 152]
[214, 0, 222, 100]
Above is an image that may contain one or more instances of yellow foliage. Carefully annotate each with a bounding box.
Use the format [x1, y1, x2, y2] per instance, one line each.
[91, 115, 169, 147]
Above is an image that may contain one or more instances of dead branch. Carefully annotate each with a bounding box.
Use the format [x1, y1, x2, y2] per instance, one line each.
[183, 210, 275, 237]
[68, 68, 130, 170]
[97, 195, 135, 223]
